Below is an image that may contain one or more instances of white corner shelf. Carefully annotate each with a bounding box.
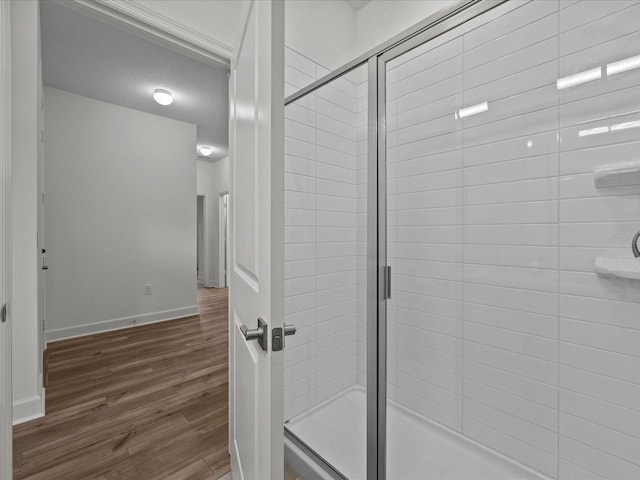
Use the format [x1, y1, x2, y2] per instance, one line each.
[595, 257, 640, 280]
[594, 161, 640, 188]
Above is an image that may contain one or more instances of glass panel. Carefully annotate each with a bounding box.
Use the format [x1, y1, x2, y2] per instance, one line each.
[386, 2, 559, 479]
[386, 1, 640, 479]
[556, 1, 640, 478]
[283, 53, 368, 479]
[385, 25, 467, 480]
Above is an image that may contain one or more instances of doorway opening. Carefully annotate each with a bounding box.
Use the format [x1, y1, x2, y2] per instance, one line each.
[197, 194, 206, 286]
[11, 1, 231, 478]
[219, 192, 229, 288]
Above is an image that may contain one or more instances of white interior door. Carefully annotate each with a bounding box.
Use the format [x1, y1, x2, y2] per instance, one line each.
[0, 0, 13, 477]
[228, 1, 285, 479]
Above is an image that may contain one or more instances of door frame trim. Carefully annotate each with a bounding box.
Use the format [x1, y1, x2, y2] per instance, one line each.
[366, 54, 386, 480]
[53, 0, 231, 67]
[1, 0, 13, 477]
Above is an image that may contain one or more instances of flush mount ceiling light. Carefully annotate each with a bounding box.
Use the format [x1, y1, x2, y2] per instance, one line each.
[198, 145, 215, 157]
[153, 88, 173, 106]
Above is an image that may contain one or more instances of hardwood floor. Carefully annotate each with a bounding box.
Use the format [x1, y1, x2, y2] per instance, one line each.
[13, 287, 231, 480]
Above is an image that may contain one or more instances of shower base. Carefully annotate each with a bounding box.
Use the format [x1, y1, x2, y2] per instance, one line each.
[285, 386, 546, 480]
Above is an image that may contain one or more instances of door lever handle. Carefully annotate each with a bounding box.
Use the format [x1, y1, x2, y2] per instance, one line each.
[240, 324, 263, 340]
[284, 324, 296, 336]
[240, 317, 268, 352]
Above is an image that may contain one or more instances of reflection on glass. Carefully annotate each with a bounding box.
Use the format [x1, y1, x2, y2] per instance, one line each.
[579, 119, 640, 137]
[579, 126, 609, 137]
[607, 54, 640, 76]
[611, 119, 640, 131]
[283, 59, 368, 480]
[454, 101, 488, 119]
[556, 67, 601, 90]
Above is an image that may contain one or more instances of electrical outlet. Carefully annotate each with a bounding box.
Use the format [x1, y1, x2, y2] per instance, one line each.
[144, 284, 152, 295]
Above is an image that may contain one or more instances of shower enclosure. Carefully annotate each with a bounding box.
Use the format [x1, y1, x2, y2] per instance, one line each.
[284, 1, 640, 478]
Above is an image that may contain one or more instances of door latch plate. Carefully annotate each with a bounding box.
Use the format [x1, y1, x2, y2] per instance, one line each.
[272, 327, 283, 351]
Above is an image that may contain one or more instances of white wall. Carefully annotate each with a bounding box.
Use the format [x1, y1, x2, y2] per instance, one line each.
[11, 0, 44, 424]
[44, 87, 198, 341]
[285, 0, 357, 72]
[138, 0, 450, 69]
[284, 0, 455, 76]
[196, 157, 229, 288]
[355, 0, 456, 56]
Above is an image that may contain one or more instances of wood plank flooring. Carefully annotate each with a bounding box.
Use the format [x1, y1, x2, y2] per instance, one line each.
[13, 287, 231, 480]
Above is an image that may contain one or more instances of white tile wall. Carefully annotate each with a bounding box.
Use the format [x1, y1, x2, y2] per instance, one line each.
[387, 1, 640, 478]
[557, 0, 640, 476]
[284, 48, 367, 420]
[356, 76, 368, 388]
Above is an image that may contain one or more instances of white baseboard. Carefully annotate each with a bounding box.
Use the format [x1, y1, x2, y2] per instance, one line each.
[45, 305, 199, 343]
[205, 280, 219, 288]
[13, 389, 45, 425]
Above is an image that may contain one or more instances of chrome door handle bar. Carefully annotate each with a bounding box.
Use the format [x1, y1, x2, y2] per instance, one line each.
[240, 317, 268, 352]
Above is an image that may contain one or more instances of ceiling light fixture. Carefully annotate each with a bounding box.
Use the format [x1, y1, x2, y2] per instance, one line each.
[556, 67, 601, 90]
[153, 88, 173, 106]
[198, 145, 215, 157]
[455, 102, 488, 119]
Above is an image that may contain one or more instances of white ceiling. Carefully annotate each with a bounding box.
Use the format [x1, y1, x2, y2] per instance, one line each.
[345, 0, 372, 11]
[40, 1, 230, 160]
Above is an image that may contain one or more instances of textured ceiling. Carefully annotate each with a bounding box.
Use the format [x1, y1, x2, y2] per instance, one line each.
[40, 1, 229, 160]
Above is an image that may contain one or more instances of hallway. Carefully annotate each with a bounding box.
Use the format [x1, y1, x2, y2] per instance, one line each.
[13, 288, 230, 480]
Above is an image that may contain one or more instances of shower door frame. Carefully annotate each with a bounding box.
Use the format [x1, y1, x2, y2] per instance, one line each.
[284, 1, 508, 478]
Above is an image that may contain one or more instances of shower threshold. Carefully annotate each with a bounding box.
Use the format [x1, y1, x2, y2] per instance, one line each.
[285, 386, 547, 480]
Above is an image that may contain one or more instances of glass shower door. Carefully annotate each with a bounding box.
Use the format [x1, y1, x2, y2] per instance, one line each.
[283, 58, 368, 479]
[383, 1, 560, 478]
[284, 1, 640, 478]
[384, 27, 468, 480]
